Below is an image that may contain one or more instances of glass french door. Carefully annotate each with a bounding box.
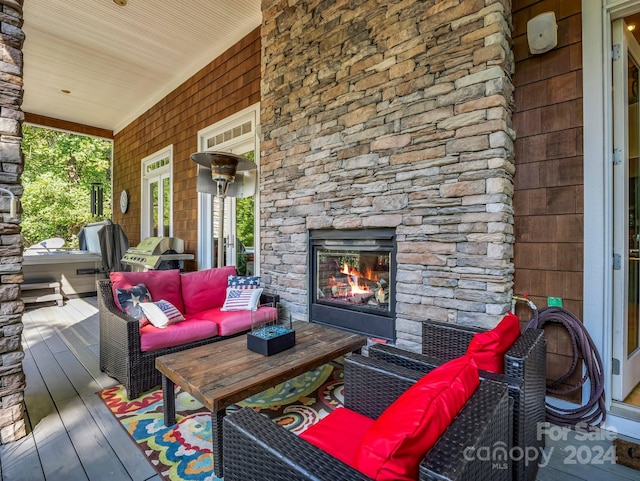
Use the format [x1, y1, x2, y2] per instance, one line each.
[221, 147, 255, 275]
[197, 106, 259, 273]
[612, 19, 640, 401]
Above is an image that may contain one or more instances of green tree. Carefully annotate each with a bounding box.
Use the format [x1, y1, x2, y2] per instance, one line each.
[21, 125, 112, 247]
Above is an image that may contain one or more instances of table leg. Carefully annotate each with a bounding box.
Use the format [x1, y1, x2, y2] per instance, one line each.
[162, 375, 176, 426]
[212, 409, 226, 478]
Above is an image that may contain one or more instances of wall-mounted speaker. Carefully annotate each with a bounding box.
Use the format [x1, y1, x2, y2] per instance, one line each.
[527, 11, 558, 55]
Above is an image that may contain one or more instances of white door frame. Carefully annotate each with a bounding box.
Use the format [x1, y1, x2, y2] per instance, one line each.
[196, 104, 261, 271]
[583, 0, 640, 435]
[611, 18, 640, 400]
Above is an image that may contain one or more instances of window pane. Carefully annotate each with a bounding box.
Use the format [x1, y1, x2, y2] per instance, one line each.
[151, 181, 159, 236]
[163, 177, 171, 237]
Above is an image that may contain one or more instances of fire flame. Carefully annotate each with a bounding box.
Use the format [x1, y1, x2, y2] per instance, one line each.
[341, 262, 377, 294]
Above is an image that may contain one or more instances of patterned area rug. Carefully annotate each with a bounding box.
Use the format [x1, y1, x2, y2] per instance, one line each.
[98, 362, 343, 481]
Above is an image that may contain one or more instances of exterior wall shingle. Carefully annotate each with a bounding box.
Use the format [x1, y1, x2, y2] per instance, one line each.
[512, 0, 583, 402]
[112, 28, 261, 261]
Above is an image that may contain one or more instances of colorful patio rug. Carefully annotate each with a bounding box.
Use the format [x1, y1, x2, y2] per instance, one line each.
[98, 362, 343, 481]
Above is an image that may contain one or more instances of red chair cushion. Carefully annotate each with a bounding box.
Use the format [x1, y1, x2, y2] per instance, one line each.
[466, 312, 521, 374]
[110, 269, 184, 313]
[300, 407, 374, 468]
[180, 266, 236, 315]
[355, 356, 480, 481]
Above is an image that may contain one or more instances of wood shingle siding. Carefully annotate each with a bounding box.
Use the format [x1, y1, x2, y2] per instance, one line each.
[112, 27, 261, 263]
[512, 0, 583, 402]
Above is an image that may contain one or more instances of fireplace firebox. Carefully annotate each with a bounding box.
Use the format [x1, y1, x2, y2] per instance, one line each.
[309, 229, 395, 341]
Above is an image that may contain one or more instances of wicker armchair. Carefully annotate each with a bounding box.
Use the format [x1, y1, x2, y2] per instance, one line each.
[223, 354, 511, 481]
[368, 320, 546, 481]
[97, 279, 277, 399]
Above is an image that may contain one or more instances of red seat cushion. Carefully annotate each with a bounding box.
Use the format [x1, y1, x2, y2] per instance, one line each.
[355, 356, 480, 481]
[466, 312, 521, 374]
[110, 270, 184, 313]
[139, 318, 218, 352]
[185, 305, 278, 337]
[300, 407, 374, 468]
[180, 266, 236, 315]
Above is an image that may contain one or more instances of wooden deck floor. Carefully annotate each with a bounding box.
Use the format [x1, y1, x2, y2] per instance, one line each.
[0, 298, 639, 481]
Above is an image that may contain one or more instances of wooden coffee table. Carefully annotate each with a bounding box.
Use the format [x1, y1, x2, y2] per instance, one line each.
[155, 321, 367, 477]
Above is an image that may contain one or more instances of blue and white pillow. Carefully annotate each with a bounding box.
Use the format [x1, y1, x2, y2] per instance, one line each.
[139, 300, 185, 328]
[116, 283, 152, 326]
[221, 287, 263, 311]
[227, 275, 260, 289]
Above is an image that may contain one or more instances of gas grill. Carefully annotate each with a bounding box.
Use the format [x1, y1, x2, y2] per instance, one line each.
[121, 236, 194, 271]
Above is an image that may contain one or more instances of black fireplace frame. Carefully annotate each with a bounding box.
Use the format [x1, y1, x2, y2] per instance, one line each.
[308, 228, 396, 341]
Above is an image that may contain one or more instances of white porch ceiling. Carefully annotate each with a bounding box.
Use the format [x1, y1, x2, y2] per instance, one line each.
[22, 0, 261, 134]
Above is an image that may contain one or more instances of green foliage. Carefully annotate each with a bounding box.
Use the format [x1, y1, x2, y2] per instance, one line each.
[236, 196, 255, 248]
[21, 125, 112, 248]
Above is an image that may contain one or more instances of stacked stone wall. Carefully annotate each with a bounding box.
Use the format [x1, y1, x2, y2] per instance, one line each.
[0, 0, 25, 444]
[260, 0, 515, 350]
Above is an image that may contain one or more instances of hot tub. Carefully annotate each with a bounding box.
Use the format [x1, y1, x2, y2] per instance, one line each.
[23, 249, 105, 297]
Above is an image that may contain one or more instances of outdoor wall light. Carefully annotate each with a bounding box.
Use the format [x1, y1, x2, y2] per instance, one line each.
[0, 187, 18, 219]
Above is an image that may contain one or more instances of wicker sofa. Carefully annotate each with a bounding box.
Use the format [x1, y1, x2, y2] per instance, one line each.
[98, 268, 277, 399]
[223, 354, 511, 481]
[368, 319, 546, 481]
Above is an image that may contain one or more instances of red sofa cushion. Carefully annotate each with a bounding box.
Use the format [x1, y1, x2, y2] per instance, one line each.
[181, 266, 236, 315]
[139, 318, 219, 352]
[186, 305, 278, 337]
[466, 312, 521, 374]
[110, 270, 184, 313]
[300, 407, 374, 468]
[355, 356, 480, 481]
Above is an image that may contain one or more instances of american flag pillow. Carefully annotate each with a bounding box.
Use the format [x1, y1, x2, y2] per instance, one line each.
[139, 299, 185, 328]
[227, 275, 261, 289]
[221, 287, 263, 311]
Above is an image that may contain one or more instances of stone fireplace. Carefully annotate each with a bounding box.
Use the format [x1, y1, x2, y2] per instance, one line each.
[309, 229, 396, 340]
[260, 0, 515, 352]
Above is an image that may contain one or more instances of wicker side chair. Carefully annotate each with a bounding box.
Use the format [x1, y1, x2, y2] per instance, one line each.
[223, 354, 511, 481]
[97, 279, 277, 399]
[369, 320, 546, 481]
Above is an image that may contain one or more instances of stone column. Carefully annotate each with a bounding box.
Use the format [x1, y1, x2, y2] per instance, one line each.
[0, 0, 25, 444]
[261, 0, 516, 351]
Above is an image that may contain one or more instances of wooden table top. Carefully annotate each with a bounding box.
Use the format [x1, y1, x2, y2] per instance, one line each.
[155, 321, 367, 412]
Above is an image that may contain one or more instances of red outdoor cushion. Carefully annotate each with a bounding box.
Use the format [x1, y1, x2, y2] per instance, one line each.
[300, 407, 375, 468]
[355, 356, 480, 481]
[180, 266, 237, 315]
[139, 318, 218, 352]
[466, 312, 521, 374]
[186, 305, 278, 337]
[110, 269, 184, 313]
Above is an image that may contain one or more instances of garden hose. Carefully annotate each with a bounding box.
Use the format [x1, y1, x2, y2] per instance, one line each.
[522, 304, 607, 428]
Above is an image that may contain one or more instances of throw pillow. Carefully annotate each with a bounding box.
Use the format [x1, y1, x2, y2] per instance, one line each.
[110, 269, 184, 313]
[466, 312, 521, 374]
[221, 287, 263, 311]
[115, 283, 152, 327]
[139, 300, 185, 328]
[227, 275, 260, 289]
[355, 355, 480, 481]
